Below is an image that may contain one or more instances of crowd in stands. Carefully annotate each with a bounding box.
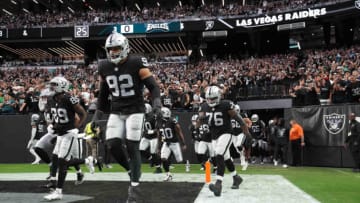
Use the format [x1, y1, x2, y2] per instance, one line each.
[1, 44, 360, 114]
[0, 0, 345, 28]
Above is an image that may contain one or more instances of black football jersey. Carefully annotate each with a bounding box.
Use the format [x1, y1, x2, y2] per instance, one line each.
[199, 100, 234, 140]
[31, 113, 47, 140]
[98, 55, 149, 114]
[251, 120, 266, 139]
[143, 113, 157, 139]
[231, 119, 243, 136]
[158, 117, 179, 143]
[48, 93, 78, 135]
[161, 95, 173, 108]
[199, 123, 212, 142]
[189, 125, 201, 141]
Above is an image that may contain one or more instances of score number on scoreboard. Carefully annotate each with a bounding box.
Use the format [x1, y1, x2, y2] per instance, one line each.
[74, 25, 89, 38]
[120, 25, 134, 34]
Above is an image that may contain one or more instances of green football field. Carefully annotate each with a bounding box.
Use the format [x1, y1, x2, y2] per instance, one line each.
[0, 164, 359, 203]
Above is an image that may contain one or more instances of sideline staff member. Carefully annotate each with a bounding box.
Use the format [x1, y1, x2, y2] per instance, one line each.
[289, 119, 305, 166]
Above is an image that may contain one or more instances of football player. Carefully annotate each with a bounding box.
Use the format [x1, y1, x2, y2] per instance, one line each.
[198, 86, 251, 197]
[231, 104, 250, 171]
[91, 28, 162, 203]
[27, 113, 45, 164]
[140, 103, 162, 173]
[189, 114, 202, 169]
[157, 107, 186, 181]
[35, 88, 85, 189]
[197, 116, 216, 171]
[250, 114, 267, 164]
[43, 76, 93, 201]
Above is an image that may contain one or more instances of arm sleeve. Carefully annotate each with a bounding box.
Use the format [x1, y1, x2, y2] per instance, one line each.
[97, 80, 111, 112]
[143, 76, 161, 108]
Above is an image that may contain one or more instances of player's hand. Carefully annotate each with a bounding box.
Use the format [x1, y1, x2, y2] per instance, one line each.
[301, 142, 305, 147]
[47, 124, 55, 134]
[182, 144, 187, 151]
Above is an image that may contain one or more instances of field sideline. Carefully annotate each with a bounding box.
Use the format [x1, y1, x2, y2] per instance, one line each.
[0, 164, 359, 203]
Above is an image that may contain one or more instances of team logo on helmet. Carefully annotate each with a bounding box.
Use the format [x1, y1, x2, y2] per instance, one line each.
[205, 21, 214, 30]
[355, 0, 360, 9]
[323, 113, 346, 134]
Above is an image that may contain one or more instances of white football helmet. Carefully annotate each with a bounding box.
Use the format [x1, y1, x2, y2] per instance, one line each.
[191, 114, 198, 125]
[145, 103, 152, 114]
[105, 28, 130, 64]
[49, 76, 69, 94]
[31, 114, 40, 122]
[38, 88, 52, 111]
[251, 114, 259, 123]
[161, 107, 171, 119]
[205, 86, 221, 107]
[234, 104, 240, 114]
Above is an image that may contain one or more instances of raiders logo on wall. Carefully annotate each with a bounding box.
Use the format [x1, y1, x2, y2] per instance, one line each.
[323, 113, 346, 134]
[355, 0, 360, 9]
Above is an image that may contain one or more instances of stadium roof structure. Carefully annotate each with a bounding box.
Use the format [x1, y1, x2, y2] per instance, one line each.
[0, 0, 196, 15]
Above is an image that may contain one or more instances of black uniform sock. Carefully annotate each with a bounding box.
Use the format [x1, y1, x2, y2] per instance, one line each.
[50, 154, 58, 177]
[225, 158, 235, 172]
[68, 159, 84, 167]
[216, 155, 225, 176]
[107, 138, 130, 171]
[162, 159, 170, 172]
[211, 157, 217, 167]
[141, 150, 151, 162]
[56, 158, 68, 189]
[34, 147, 51, 164]
[196, 153, 202, 163]
[151, 153, 161, 167]
[126, 140, 141, 183]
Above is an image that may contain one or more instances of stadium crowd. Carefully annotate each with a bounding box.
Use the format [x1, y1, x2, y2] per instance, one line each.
[1, 44, 360, 114]
[0, 0, 345, 28]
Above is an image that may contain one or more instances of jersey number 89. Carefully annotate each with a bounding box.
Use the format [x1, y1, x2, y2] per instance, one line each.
[106, 74, 135, 97]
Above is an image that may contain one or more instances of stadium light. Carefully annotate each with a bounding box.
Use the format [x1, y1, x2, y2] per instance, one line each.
[2, 9, 13, 15]
[202, 0, 205, 6]
[222, 0, 224, 7]
[67, 6, 75, 13]
[58, 0, 63, 3]
[11, 0, 17, 5]
[22, 8, 30, 13]
[179, 1, 182, 7]
[200, 49, 204, 57]
[157, 2, 160, 7]
[135, 3, 141, 11]
[32, 0, 39, 4]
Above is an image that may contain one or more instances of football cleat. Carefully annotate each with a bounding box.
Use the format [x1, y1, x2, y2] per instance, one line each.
[44, 189, 63, 201]
[282, 164, 288, 168]
[231, 175, 243, 189]
[86, 156, 95, 174]
[41, 180, 56, 189]
[274, 160, 279, 166]
[163, 174, 173, 182]
[126, 185, 140, 203]
[209, 181, 222, 196]
[241, 161, 248, 171]
[75, 172, 84, 185]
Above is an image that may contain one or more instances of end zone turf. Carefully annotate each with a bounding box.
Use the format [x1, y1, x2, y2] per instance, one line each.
[0, 172, 319, 203]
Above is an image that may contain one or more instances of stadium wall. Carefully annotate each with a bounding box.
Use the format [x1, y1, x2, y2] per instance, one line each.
[0, 108, 356, 168]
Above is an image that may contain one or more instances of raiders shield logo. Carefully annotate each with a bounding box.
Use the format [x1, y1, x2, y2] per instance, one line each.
[355, 0, 360, 9]
[205, 21, 214, 30]
[323, 113, 346, 134]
